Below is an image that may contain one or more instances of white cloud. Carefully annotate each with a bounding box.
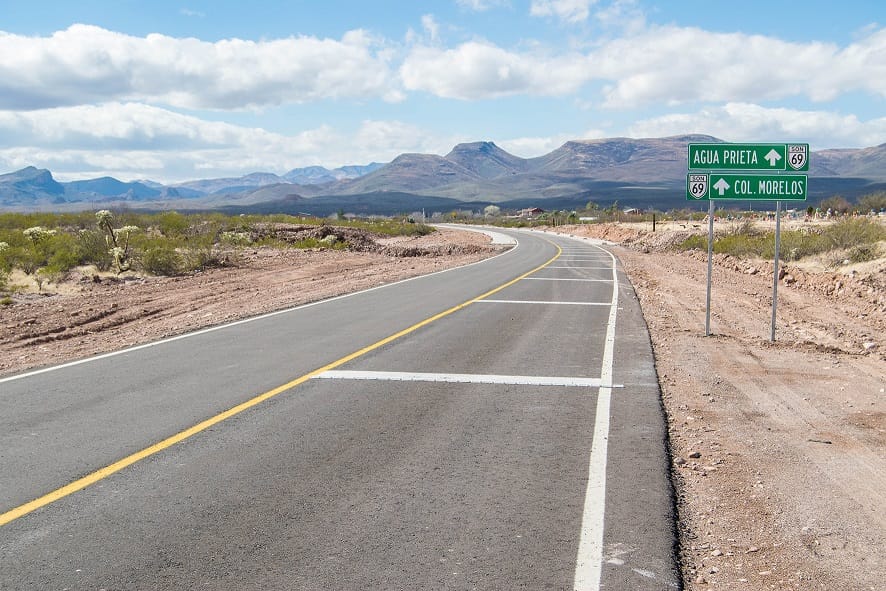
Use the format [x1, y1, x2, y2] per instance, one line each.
[593, 0, 645, 33]
[421, 14, 440, 42]
[456, 0, 508, 11]
[399, 24, 886, 106]
[530, 0, 595, 24]
[0, 25, 400, 111]
[590, 26, 886, 108]
[627, 103, 886, 149]
[400, 41, 590, 99]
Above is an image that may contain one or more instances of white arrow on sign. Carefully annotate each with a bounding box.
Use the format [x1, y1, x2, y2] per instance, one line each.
[764, 149, 782, 167]
[713, 178, 730, 196]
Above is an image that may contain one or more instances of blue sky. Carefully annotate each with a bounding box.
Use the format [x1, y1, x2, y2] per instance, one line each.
[0, 0, 883, 182]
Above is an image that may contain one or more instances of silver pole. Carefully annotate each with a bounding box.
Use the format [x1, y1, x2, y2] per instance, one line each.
[770, 201, 782, 342]
[705, 200, 715, 336]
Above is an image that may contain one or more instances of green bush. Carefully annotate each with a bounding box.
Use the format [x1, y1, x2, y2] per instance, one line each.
[140, 244, 182, 276]
[13, 247, 43, 275]
[679, 235, 707, 250]
[821, 217, 886, 249]
[156, 211, 190, 237]
[848, 244, 880, 264]
[77, 229, 114, 271]
[713, 233, 768, 257]
[291, 237, 348, 250]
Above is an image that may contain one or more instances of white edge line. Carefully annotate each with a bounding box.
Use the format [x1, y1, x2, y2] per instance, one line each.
[524, 278, 613, 283]
[0, 232, 520, 385]
[546, 266, 613, 269]
[574, 240, 619, 591]
[478, 300, 611, 306]
[314, 370, 615, 388]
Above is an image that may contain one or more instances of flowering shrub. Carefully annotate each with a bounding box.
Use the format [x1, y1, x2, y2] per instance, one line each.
[220, 231, 252, 246]
[96, 211, 139, 273]
[0, 241, 8, 292]
[23, 226, 56, 244]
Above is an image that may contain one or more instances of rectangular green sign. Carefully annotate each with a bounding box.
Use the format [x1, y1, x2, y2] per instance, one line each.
[688, 143, 809, 172]
[687, 173, 808, 201]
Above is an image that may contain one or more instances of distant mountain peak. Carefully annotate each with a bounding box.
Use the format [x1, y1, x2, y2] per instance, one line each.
[444, 141, 527, 179]
[0, 166, 65, 198]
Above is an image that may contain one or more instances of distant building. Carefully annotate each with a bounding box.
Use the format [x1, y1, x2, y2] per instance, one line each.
[519, 207, 545, 218]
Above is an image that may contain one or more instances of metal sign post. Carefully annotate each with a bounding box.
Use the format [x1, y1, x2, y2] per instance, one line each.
[770, 201, 782, 342]
[705, 200, 715, 336]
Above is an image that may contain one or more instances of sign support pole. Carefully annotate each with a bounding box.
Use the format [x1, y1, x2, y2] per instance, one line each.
[705, 200, 715, 337]
[770, 201, 782, 342]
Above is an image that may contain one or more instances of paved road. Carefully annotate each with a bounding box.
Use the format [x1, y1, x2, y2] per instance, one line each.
[0, 228, 677, 590]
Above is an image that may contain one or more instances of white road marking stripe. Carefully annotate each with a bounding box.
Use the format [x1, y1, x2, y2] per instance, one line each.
[545, 266, 613, 270]
[525, 278, 613, 282]
[314, 370, 617, 388]
[573, 243, 619, 591]
[477, 299, 611, 306]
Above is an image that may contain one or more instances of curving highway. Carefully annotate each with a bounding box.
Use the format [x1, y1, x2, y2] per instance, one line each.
[0, 228, 677, 590]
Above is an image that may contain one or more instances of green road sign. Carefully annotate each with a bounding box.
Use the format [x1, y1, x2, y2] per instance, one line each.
[688, 143, 809, 172]
[687, 173, 808, 201]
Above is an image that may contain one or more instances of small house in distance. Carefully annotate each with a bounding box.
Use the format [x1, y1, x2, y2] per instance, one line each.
[519, 207, 545, 218]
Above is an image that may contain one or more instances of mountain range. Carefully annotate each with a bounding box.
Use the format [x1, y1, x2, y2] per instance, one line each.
[2, 135, 884, 215]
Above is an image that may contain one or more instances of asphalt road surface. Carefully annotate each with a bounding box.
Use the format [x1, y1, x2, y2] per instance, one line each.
[0, 228, 678, 590]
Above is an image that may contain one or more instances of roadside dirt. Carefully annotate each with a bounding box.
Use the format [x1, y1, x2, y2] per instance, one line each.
[551, 221, 884, 591]
[2, 221, 883, 590]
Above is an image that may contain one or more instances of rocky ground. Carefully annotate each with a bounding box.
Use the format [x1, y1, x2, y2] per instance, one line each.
[2, 221, 883, 590]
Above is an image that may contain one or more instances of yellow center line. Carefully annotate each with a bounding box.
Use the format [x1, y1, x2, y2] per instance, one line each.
[0, 243, 562, 528]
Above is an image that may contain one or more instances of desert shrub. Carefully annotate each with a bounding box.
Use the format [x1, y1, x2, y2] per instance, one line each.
[140, 244, 182, 276]
[12, 246, 43, 274]
[344, 219, 435, 237]
[292, 237, 323, 249]
[847, 244, 880, 264]
[725, 217, 757, 237]
[767, 230, 830, 261]
[0, 241, 9, 271]
[77, 229, 114, 270]
[180, 245, 227, 272]
[819, 195, 853, 214]
[713, 233, 768, 257]
[821, 217, 886, 249]
[220, 231, 252, 246]
[678, 235, 708, 250]
[46, 245, 80, 272]
[156, 211, 190, 237]
[36, 263, 68, 290]
[857, 192, 886, 213]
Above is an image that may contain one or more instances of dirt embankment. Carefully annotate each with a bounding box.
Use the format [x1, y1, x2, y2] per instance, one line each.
[550, 221, 884, 591]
